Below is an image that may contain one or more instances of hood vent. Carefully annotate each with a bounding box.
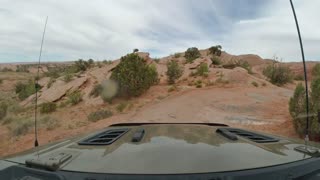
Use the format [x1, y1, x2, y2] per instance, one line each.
[78, 128, 130, 145]
[224, 128, 279, 143]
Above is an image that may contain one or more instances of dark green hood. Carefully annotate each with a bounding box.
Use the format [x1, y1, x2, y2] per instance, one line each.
[3, 124, 318, 174]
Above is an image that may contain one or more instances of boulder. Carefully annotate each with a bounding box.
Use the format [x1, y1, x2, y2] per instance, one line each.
[38, 76, 88, 103]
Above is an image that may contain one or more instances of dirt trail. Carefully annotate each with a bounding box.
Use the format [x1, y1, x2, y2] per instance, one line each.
[131, 87, 289, 123]
[129, 86, 295, 136]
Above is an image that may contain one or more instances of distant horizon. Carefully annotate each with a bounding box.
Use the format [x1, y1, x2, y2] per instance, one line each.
[0, 49, 320, 64]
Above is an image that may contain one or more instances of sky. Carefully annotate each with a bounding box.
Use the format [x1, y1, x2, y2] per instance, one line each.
[0, 0, 319, 63]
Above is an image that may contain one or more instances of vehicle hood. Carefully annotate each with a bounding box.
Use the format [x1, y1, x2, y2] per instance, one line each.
[3, 124, 318, 174]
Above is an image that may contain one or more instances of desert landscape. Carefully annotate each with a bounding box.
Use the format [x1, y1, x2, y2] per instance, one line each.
[0, 46, 319, 157]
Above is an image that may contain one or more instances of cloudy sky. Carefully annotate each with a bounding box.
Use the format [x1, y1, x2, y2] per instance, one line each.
[0, 0, 319, 63]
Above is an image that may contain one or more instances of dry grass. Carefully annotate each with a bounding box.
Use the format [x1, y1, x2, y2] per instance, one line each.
[88, 109, 113, 122]
[116, 102, 128, 112]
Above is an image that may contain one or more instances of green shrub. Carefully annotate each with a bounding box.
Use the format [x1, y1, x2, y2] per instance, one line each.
[216, 78, 229, 84]
[1, 67, 13, 72]
[312, 64, 320, 77]
[75, 59, 90, 72]
[189, 71, 197, 77]
[58, 101, 70, 108]
[185, 47, 200, 63]
[166, 60, 183, 84]
[116, 102, 128, 112]
[211, 57, 221, 65]
[45, 64, 79, 78]
[195, 82, 202, 88]
[40, 102, 57, 114]
[7, 103, 24, 113]
[103, 60, 113, 65]
[174, 53, 181, 58]
[221, 60, 252, 74]
[289, 83, 307, 135]
[10, 118, 33, 136]
[16, 65, 29, 72]
[88, 59, 94, 66]
[90, 84, 103, 97]
[310, 77, 320, 112]
[88, 109, 113, 122]
[63, 73, 73, 82]
[154, 58, 160, 63]
[196, 63, 209, 77]
[294, 74, 304, 81]
[0, 102, 8, 120]
[97, 62, 102, 68]
[68, 91, 82, 105]
[15, 80, 40, 100]
[209, 45, 222, 56]
[15, 82, 25, 93]
[2, 116, 14, 125]
[289, 78, 320, 136]
[263, 62, 292, 86]
[168, 85, 178, 92]
[110, 53, 158, 97]
[40, 116, 60, 130]
[251, 81, 259, 87]
[236, 60, 253, 74]
[44, 66, 62, 78]
[195, 80, 202, 88]
[0, 79, 2, 84]
[102, 96, 113, 104]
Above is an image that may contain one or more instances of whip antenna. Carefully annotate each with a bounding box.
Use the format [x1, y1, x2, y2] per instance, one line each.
[289, 0, 310, 145]
[34, 16, 48, 147]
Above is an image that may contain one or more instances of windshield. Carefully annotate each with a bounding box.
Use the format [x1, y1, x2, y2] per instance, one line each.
[0, 0, 320, 172]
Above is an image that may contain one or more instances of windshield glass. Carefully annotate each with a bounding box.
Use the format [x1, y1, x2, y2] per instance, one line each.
[0, 0, 319, 171]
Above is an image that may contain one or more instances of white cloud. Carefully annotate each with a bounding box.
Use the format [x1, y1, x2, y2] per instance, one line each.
[0, 0, 319, 62]
[225, 0, 320, 61]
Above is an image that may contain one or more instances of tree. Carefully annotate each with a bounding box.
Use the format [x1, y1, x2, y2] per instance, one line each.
[75, 59, 89, 71]
[133, 48, 139, 53]
[110, 53, 158, 97]
[166, 60, 183, 84]
[209, 45, 222, 56]
[185, 47, 200, 63]
[88, 59, 94, 66]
